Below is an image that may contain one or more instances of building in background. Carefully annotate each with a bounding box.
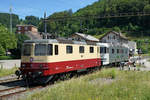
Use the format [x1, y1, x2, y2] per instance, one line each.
[16, 25, 38, 34]
[99, 31, 128, 45]
[99, 31, 137, 54]
[16, 25, 42, 40]
[71, 32, 99, 44]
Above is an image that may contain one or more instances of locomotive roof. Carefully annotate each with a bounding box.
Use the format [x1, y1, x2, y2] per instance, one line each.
[97, 43, 129, 48]
[24, 39, 96, 45]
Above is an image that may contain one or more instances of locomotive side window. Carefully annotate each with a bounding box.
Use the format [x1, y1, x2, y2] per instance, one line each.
[66, 46, 73, 54]
[23, 44, 31, 56]
[121, 49, 124, 54]
[100, 47, 107, 53]
[107, 48, 109, 53]
[90, 47, 94, 53]
[112, 49, 115, 54]
[79, 46, 84, 53]
[125, 49, 128, 54]
[35, 44, 47, 56]
[55, 45, 58, 55]
[117, 49, 119, 54]
[47, 44, 53, 55]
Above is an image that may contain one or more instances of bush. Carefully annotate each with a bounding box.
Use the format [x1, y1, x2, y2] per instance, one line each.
[0, 44, 5, 56]
[0, 56, 13, 60]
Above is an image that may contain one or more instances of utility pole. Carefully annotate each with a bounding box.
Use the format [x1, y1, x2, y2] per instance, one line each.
[44, 12, 47, 39]
[9, 6, 12, 34]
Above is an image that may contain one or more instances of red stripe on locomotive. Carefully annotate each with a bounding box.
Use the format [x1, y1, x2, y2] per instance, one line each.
[21, 58, 101, 76]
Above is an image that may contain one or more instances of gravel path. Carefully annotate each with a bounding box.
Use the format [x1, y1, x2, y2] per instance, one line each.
[0, 74, 16, 80]
[119, 57, 150, 71]
[138, 58, 150, 71]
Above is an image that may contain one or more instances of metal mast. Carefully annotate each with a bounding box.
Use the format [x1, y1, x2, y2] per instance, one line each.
[44, 12, 47, 39]
[9, 6, 12, 34]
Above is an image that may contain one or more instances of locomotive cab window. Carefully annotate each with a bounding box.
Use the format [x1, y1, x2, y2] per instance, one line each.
[66, 46, 73, 54]
[34, 44, 53, 56]
[22, 44, 31, 56]
[35, 44, 47, 56]
[112, 49, 115, 54]
[55, 45, 58, 55]
[90, 47, 94, 53]
[47, 44, 53, 55]
[79, 46, 84, 53]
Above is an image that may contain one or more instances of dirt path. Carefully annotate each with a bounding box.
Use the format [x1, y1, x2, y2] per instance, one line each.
[120, 57, 150, 71]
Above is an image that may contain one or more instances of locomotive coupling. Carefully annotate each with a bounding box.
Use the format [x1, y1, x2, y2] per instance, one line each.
[15, 70, 22, 79]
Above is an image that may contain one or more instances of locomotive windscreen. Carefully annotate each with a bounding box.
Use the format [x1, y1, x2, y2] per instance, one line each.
[34, 44, 53, 56]
[22, 44, 32, 56]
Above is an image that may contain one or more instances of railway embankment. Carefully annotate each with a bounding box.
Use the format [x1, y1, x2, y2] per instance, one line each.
[0, 57, 150, 100]
[25, 68, 150, 100]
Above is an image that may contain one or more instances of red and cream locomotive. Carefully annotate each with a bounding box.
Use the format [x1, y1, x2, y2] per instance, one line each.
[15, 39, 101, 84]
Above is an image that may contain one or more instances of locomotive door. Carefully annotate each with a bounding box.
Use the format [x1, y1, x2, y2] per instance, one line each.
[97, 47, 101, 66]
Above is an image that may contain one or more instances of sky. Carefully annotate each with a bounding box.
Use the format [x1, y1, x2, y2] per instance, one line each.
[0, 0, 98, 19]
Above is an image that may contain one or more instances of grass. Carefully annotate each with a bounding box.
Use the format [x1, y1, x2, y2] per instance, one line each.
[25, 68, 150, 100]
[0, 67, 18, 77]
[141, 54, 150, 57]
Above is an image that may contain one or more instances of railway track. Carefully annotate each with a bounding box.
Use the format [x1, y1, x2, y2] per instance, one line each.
[0, 78, 19, 84]
[0, 85, 43, 100]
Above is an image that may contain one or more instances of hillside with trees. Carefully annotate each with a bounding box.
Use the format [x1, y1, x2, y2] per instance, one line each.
[0, 13, 19, 29]
[38, 0, 150, 38]
[23, 16, 40, 26]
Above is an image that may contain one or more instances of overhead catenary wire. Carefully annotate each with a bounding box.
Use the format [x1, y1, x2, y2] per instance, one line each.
[44, 12, 150, 22]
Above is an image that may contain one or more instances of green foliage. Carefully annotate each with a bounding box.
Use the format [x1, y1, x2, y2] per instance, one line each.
[0, 45, 5, 55]
[38, 0, 150, 38]
[10, 34, 30, 58]
[134, 38, 150, 54]
[0, 24, 17, 56]
[144, 4, 150, 12]
[24, 16, 40, 26]
[0, 56, 13, 60]
[0, 13, 19, 28]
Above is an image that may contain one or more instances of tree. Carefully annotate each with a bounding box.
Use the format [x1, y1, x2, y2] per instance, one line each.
[0, 13, 19, 28]
[10, 34, 30, 58]
[38, 0, 150, 37]
[0, 23, 17, 56]
[25, 16, 40, 26]
[144, 4, 150, 12]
